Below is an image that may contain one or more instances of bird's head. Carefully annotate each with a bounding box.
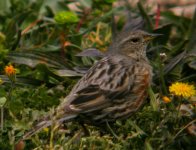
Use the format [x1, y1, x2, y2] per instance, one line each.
[109, 30, 161, 59]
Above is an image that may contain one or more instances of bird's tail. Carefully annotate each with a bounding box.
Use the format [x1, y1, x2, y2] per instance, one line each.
[22, 113, 77, 140]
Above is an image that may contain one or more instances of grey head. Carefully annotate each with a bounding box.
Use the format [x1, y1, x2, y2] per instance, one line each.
[108, 30, 160, 59]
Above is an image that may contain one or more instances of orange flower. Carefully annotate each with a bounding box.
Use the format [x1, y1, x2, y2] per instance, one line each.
[162, 96, 171, 103]
[4, 65, 16, 76]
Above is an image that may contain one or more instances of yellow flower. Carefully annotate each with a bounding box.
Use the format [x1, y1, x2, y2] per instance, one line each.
[162, 96, 171, 103]
[43, 127, 49, 132]
[4, 65, 16, 76]
[169, 82, 195, 98]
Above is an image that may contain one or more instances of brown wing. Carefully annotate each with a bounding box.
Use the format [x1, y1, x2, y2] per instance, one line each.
[61, 55, 136, 113]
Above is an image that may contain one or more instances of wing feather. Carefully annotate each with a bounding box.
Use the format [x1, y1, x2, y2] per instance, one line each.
[64, 55, 135, 112]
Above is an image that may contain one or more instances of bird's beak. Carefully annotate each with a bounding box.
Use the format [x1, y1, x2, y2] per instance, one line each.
[143, 33, 163, 42]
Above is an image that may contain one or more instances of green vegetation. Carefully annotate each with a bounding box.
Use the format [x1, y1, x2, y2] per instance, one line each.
[0, 0, 195, 149]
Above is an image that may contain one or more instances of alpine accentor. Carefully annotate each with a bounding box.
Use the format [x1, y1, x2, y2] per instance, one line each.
[22, 30, 159, 139]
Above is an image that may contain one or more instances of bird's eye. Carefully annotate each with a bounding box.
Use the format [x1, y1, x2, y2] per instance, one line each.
[131, 38, 140, 43]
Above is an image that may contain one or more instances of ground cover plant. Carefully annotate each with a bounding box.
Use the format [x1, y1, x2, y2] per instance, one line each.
[0, 0, 196, 149]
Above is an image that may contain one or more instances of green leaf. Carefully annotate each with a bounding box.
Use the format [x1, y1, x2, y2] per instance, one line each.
[39, 0, 67, 17]
[0, 32, 6, 44]
[0, 97, 7, 107]
[153, 24, 172, 45]
[188, 60, 196, 70]
[168, 63, 183, 80]
[105, 0, 116, 3]
[79, 0, 92, 8]
[161, 11, 190, 31]
[76, 48, 104, 57]
[170, 40, 188, 55]
[54, 11, 79, 24]
[145, 140, 153, 150]
[52, 69, 83, 77]
[7, 51, 82, 78]
[37, 45, 61, 52]
[186, 7, 196, 51]
[163, 50, 187, 75]
[80, 6, 123, 35]
[127, 120, 146, 136]
[0, 0, 11, 14]
[7, 51, 67, 68]
[148, 87, 159, 111]
[0, 75, 47, 87]
[137, 2, 153, 31]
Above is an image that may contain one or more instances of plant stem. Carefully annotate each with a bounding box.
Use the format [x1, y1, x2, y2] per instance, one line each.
[177, 97, 183, 119]
[106, 121, 119, 140]
[158, 53, 168, 95]
[49, 127, 54, 150]
[173, 119, 196, 140]
[1, 107, 3, 131]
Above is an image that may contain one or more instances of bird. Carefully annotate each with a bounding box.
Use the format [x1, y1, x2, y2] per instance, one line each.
[22, 30, 160, 140]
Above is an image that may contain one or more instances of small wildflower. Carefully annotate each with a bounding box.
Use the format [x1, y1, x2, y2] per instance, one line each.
[63, 41, 71, 47]
[43, 127, 49, 133]
[162, 96, 171, 103]
[169, 82, 195, 98]
[4, 65, 16, 76]
[159, 52, 167, 62]
[160, 53, 166, 57]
